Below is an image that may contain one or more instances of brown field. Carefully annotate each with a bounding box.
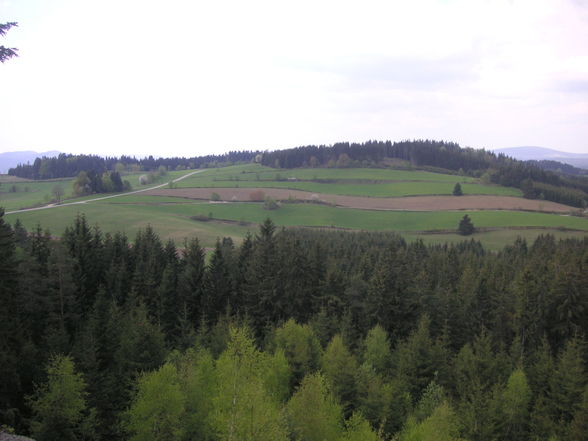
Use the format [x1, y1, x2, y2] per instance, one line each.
[145, 188, 576, 213]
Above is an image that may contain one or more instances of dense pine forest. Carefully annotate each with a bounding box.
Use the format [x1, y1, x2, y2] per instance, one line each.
[1, 207, 588, 441]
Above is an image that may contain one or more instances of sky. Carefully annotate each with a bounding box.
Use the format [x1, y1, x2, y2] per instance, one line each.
[0, 0, 587, 157]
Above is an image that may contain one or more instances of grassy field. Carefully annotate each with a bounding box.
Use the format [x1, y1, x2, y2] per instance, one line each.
[0, 169, 189, 210]
[0, 178, 74, 211]
[5, 198, 588, 248]
[3, 164, 586, 249]
[176, 165, 521, 197]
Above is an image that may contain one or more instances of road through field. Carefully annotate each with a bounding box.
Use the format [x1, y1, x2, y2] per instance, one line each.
[5, 169, 204, 215]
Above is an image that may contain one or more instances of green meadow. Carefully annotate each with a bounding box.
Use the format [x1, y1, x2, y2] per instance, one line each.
[3, 164, 587, 249]
[5, 198, 588, 249]
[175, 165, 521, 197]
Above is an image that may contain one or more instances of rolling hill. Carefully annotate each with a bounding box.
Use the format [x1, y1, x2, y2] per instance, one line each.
[495, 146, 588, 169]
[0, 150, 61, 174]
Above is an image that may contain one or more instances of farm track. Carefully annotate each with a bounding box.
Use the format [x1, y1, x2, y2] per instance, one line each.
[4, 170, 204, 215]
[144, 187, 576, 213]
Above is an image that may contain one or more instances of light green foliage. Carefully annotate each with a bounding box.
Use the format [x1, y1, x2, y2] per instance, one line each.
[340, 411, 380, 441]
[355, 363, 393, 431]
[212, 326, 288, 441]
[29, 355, 94, 441]
[322, 334, 359, 415]
[263, 349, 291, 403]
[287, 372, 344, 441]
[274, 319, 322, 388]
[497, 368, 531, 440]
[363, 324, 392, 377]
[177, 348, 218, 441]
[414, 381, 446, 422]
[127, 363, 185, 441]
[399, 402, 463, 441]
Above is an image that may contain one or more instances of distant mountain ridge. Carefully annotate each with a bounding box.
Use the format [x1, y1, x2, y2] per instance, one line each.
[495, 146, 588, 169]
[0, 150, 61, 174]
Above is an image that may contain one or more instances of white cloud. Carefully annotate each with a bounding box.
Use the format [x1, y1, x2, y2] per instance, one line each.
[0, 0, 587, 156]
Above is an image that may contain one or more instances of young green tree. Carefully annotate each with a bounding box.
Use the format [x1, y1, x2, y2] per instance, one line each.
[126, 363, 185, 441]
[322, 334, 358, 416]
[29, 355, 94, 441]
[363, 325, 392, 377]
[399, 402, 462, 441]
[212, 326, 288, 441]
[496, 368, 531, 441]
[287, 372, 344, 441]
[174, 348, 217, 441]
[340, 411, 380, 441]
[273, 319, 322, 390]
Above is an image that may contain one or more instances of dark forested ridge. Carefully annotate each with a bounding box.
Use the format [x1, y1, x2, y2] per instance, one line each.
[7, 151, 259, 180]
[1, 208, 588, 441]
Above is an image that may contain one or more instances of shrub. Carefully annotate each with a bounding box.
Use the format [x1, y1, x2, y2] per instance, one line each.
[263, 196, 280, 210]
[211, 192, 221, 201]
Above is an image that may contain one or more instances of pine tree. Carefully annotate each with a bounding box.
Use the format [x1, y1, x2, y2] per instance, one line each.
[458, 214, 475, 235]
[452, 182, 463, 196]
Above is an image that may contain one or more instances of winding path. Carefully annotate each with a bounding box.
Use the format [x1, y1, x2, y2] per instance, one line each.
[5, 169, 204, 215]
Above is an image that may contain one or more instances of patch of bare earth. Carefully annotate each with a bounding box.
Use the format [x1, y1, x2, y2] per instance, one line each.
[144, 188, 576, 213]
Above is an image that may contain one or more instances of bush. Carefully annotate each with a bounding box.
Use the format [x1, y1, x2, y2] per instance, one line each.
[263, 196, 280, 210]
[211, 192, 221, 201]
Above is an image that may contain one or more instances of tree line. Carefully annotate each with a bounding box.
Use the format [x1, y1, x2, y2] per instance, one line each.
[260, 140, 588, 208]
[8, 151, 258, 180]
[1, 211, 587, 440]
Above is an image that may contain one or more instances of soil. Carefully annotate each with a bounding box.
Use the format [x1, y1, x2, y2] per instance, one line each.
[144, 188, 576, 213]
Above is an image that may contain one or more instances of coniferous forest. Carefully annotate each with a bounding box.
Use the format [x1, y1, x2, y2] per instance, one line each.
[1, 208, 588, 441]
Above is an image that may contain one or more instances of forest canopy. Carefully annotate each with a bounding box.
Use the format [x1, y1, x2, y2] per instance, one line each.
[1, 209, 587, 441]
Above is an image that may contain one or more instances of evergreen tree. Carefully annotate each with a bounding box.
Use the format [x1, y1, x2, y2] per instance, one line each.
[452, 182, 463, 196]
[458, 214, 475, 235]
[29, 355, 95, 441]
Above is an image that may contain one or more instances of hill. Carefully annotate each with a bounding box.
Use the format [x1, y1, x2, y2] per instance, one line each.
[495, 146, 588, 169]
[0, 150, 61, 174]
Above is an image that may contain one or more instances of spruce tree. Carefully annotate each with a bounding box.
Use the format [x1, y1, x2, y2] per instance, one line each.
[458, 214, 475, 235]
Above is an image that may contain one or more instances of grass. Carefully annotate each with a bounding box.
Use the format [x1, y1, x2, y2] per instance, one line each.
[184, 164, 478, 183]
[176, 165, 521, 197]
[3, 164, 583, 250]
[0, 178, 74, 211]
[1, 169, 194, 210]
[6, 197, 588, 249]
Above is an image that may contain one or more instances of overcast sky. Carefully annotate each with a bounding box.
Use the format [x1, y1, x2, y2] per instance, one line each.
[1, 0, 587, 157]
